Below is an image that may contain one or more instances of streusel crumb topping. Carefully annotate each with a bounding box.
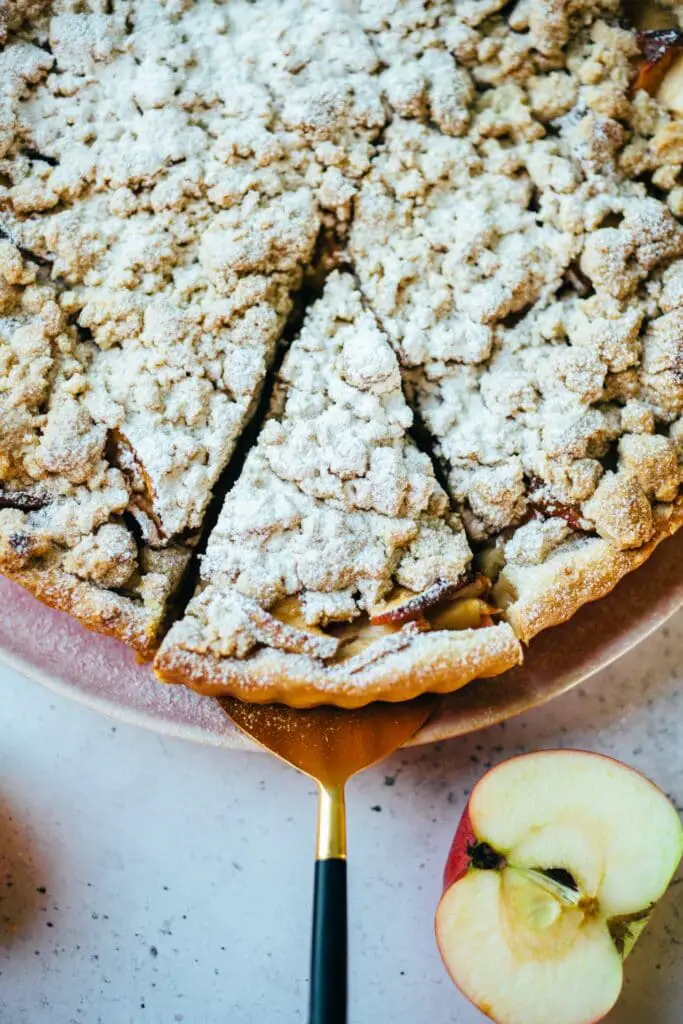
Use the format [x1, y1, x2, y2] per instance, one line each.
[1, 0, 683, 674]
[0, 244, 188, 639]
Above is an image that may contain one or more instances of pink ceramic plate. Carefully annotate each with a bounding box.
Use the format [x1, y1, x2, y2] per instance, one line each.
[2, 531, 683, 748]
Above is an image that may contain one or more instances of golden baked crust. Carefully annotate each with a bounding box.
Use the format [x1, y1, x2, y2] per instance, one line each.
[495, 498, 683, 644]
[154, 621, 522, 709]
[1, 545, 189, 658]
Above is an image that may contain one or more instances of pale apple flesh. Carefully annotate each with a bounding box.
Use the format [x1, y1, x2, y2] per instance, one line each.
[436, 750, 683, 1024]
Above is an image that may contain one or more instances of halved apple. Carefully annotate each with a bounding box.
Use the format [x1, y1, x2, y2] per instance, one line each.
[436, 750, 683, 1024]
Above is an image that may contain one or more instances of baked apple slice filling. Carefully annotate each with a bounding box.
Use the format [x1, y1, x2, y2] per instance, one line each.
[264, 572, 498, 667]
[634, 28, 683, 95]
[331, 594, 499, 665]
[368, 574, 488, 626]
[246, 596, 341, 661]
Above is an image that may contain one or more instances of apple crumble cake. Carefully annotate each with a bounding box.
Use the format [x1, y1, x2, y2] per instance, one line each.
[2, 0, 683, 704]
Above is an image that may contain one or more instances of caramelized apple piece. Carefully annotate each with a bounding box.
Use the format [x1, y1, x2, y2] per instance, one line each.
[0, 489, 48, 512]
[528, 496, 584, 530]
[369, 573, 481, 626]
[450, 574, 489, 602]
[429, 598, 493, 632]
[634, 29, 683, 95]
[656, 50, 683, 114]
[526, 477, 585, 531]
[109, 428, 165, 539]
[333, 620, 403, 663]
[270, 595, 318, 630]
[249, 595, 340, 659]
[369, 585, 429, 625]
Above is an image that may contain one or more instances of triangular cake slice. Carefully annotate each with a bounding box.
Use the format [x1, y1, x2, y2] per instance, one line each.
[155, 274, 521, 707]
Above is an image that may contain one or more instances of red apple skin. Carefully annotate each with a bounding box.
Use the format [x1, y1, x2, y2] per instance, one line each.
[443, 803, 477, 892]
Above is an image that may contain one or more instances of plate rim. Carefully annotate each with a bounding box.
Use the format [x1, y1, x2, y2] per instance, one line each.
[410, 587, 683, 745]
[3, 581, 682, 752]
[0, 642, 252, 750]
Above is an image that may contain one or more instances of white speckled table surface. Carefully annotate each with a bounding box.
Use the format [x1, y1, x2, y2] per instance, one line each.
[1, 613, 682, 1024]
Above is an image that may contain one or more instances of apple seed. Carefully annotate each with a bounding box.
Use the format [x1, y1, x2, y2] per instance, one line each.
[467, 841, 506, 871]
